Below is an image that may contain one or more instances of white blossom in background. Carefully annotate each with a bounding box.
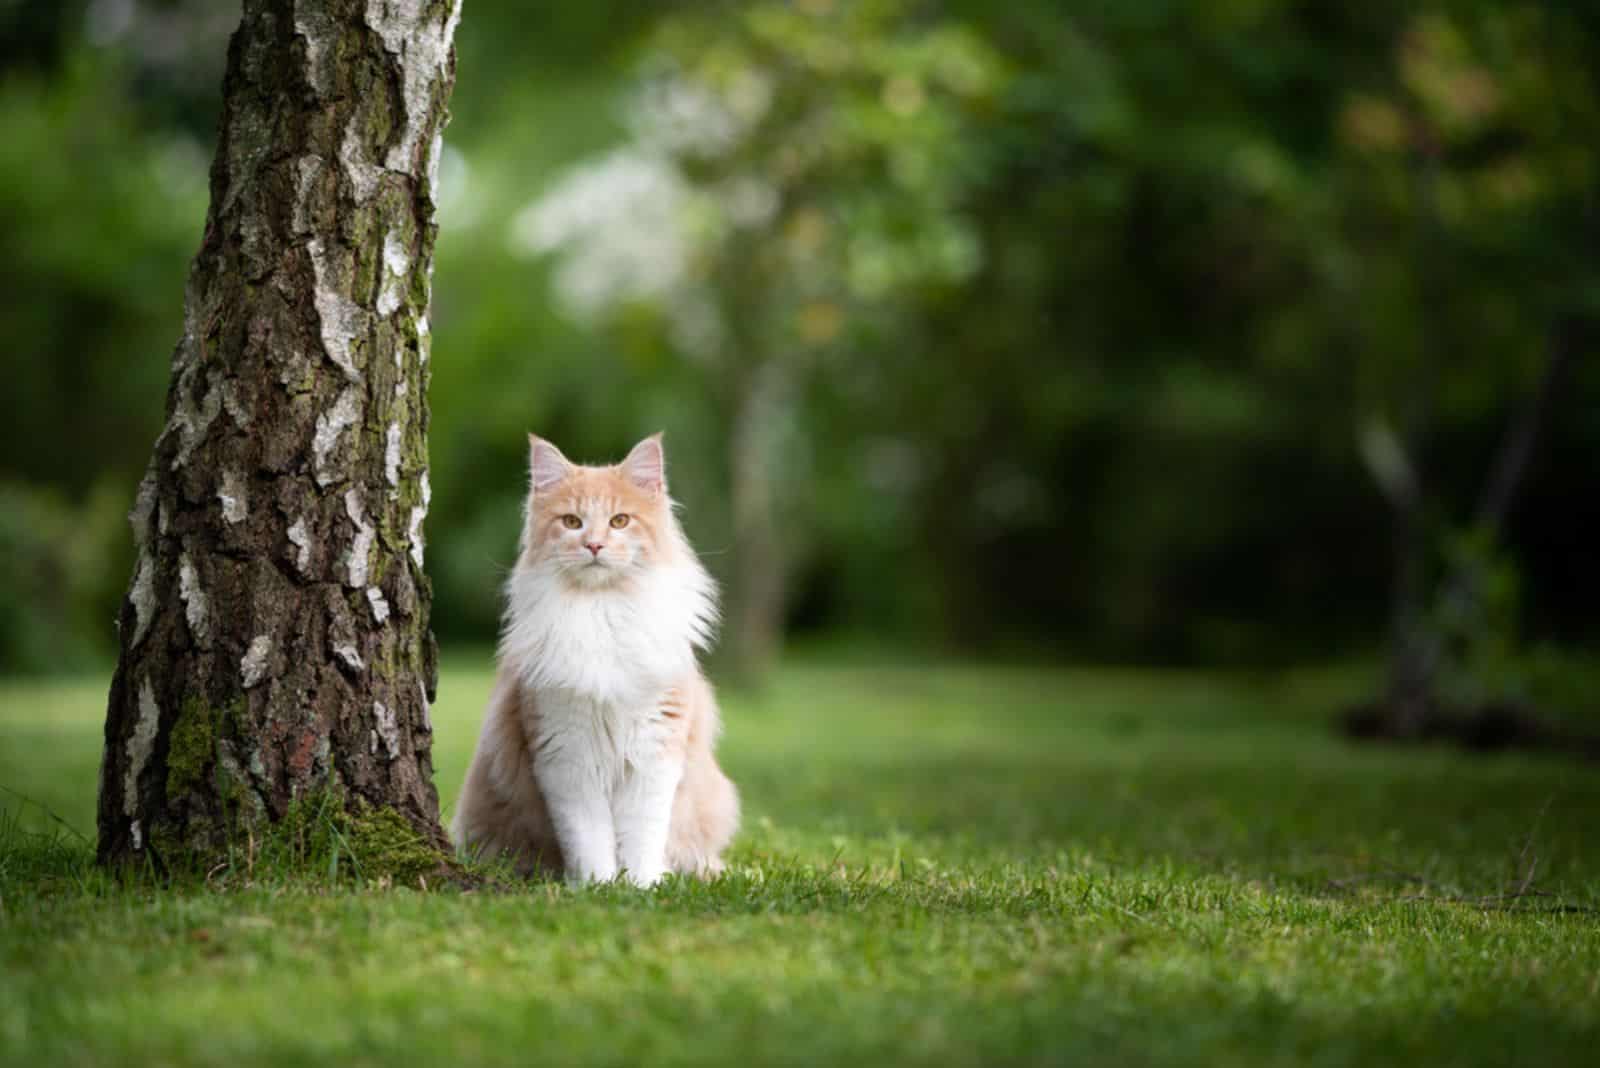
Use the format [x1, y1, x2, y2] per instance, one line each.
[509, 74, 776, 361]
[626, 72, 770, 157]
[720, 175, 780, 229]
[665, 295, 726, 362]
[511, 149, 693, 316]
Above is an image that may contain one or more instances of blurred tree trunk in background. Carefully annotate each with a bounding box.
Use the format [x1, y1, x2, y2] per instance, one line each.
[724, 359, 789, 685]
[1364, 320, 1583, 737]
[96, 0, 459, 868]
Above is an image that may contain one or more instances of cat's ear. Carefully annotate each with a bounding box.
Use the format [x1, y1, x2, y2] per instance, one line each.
[622, 433, 666, 496]
[528, 434, 572, 493]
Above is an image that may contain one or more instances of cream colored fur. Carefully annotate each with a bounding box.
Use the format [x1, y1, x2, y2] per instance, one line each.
[452, 434, 738, 884]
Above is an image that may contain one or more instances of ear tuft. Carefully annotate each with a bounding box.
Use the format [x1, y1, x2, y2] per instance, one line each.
[529, 435, 572, 492]
[622, 433, 666, 496]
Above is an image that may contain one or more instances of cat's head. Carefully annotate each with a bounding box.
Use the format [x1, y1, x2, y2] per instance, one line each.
[520, 433, 678, 588]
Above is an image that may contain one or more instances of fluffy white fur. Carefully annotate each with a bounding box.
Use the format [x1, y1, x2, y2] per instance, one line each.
[500, 555, 716, 708]
[452, 435, 738, 885]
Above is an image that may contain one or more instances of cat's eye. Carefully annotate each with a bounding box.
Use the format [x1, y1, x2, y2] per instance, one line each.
[609, 514, 630, 529]
[560, 514, 582, 530]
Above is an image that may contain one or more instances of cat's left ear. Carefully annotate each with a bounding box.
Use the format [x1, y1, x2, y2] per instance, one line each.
[622, 433, 666, 496]
[529, 434, 573, 493]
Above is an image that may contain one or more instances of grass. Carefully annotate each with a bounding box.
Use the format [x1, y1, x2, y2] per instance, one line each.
[2, 653, 1598, 1066]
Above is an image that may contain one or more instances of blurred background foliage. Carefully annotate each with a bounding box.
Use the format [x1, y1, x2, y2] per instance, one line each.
[1, 0, 1596, 705]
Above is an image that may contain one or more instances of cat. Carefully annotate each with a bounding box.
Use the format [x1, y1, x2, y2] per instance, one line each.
[451, 433, 738, 885]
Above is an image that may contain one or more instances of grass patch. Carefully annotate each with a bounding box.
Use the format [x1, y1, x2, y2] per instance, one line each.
[2, 654, 1598, 1066]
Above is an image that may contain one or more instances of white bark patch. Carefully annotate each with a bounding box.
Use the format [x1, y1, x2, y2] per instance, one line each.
[130, 820, 143, 851]
[278, 349, 313, 392]
[313, 386, 364, 487]
[427, 131, 444, 199]
[287, 517, 313, 575]
[221, 379, 253, 427]
[127, 470, 159, 646]
[168, 370, 222, 470]
[240, 635, 273, 689]
[385, 422, 403, 489]
[218, 469, 249, 524]
[418, 682, 433, 733]
[307, 237, 367, 381]
[336, 644, 366, 673]
[373, 701, 401, 761]
[293, 7, 332, 95]
[178, 554, 211, 647]
[366, 0, 461, 175]
[344, 489, 375, 588]
[129, 553, 156, 647]
[377, 282, 403, 318]
[408, 469, 431, 569]
[377, 229, 411, 317]
[366, 587, 391, 624]
[124, 679, 161, 819]
[129, 471, 157, 549]
[339, 117, 387, 203]
[163, 274, 222, 461]
[293, 156, 322, 234]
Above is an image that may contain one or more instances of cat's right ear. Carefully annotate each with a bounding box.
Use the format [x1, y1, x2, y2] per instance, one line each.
[529, 434, 572, 493]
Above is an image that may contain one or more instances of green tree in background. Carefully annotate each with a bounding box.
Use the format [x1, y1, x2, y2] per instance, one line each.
[521, 0, 1006, 680]
[1331, 6, 1600, 732]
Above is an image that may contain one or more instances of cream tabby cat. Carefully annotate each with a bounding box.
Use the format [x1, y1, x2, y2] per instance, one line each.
[452, 433, 738, 885]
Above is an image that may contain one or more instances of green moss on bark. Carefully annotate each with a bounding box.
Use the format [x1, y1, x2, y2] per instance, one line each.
[165, 695, 247, 804]
[344, 800, 441, 883]
[265, 790, 445, 883]
[165, 696, 217, 802]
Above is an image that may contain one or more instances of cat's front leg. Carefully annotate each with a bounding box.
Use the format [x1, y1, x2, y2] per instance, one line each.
[533, 738, 618, 884]
[613, 703, 685, 888]
[613, 754, 682, 888]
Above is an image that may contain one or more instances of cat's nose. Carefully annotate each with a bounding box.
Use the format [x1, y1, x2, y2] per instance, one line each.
[585, 542, 604, 557]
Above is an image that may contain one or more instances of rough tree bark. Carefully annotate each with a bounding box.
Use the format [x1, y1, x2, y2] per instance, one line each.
[96, 0, 460, 867]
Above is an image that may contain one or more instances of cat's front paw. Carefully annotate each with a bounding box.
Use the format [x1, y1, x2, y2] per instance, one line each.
[621, 865, 665, 889]
[564, 854, 620, 886]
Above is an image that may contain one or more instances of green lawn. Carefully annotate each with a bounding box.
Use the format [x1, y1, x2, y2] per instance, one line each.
[2, 654, 1597, 1067]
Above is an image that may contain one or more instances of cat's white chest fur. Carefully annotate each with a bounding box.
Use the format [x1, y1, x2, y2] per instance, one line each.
[530, 686, 680, 883]
[503, 563, 709, 704]
[501, 562, 714, 884]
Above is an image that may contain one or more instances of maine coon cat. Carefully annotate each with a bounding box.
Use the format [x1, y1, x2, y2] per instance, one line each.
[451, 433, 738, 885]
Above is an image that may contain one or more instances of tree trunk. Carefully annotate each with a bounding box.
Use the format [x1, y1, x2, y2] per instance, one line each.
[96, 0, 460, 868]
[1355, 319, 1585, 745]
[1383, 470, 1431, 736]
[724, 359, 788, 685]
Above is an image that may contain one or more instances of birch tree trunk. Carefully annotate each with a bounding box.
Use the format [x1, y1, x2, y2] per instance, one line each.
[96, 0, 460, 868]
